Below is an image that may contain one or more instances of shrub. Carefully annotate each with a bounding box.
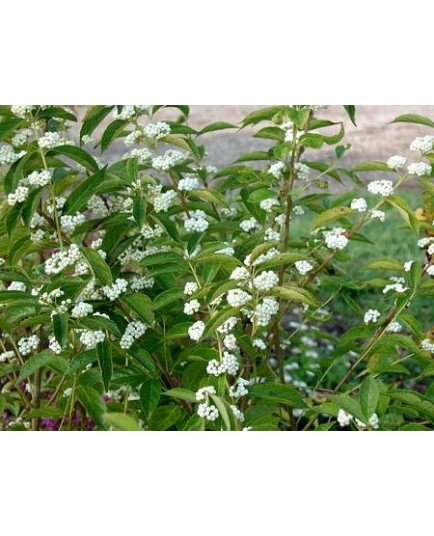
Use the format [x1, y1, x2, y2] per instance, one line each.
[0, 104, 433, 431]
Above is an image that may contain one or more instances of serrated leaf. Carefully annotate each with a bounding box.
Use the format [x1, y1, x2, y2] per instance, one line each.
[121, 293, 154, 325]
[360, 376, 380, 420]
[18, 349, 56, 382]
[63, 166, 107, 215]
[248, 382, 306, 408]
[152, 288, 184, 311]
[82, 247, 113, 286]
[271, 286, 319, 308]
[76, 385, 106, 427]
[162, 388, 196, 403]
[312, 206, 355, 230]
[53, 312, 69, 348]
[97, 339, 112, 391]
[48, 145, 99, 173]
[105, 412, 140, 431]
[140, 379, 161, 416]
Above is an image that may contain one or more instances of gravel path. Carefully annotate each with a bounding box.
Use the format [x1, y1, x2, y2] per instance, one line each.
[76, 105, 434, 169]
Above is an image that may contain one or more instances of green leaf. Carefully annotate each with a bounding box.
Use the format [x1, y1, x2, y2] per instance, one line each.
[388, 390, 434, 421]
[148, 405, 182, 431]
[133, 197, 146, 227]
[101, 119, 128, 152]
[198, 122, 237, 135]
[63, 166, 107, 215]
[128, 347, 155, 373]
[80, 105, 114, 140]
[76, 385, 106, 427]
[48, 145, 99, 173]
[209, 394, 234, 430]
[248, 383, 307, 408]
[359, 376, 380, 419]
[67, 349, 97, 374]
[343, 105, 357, 126]
[82, 247, 113, 286]
[353, 161, 391, 172]
[121, 293, 154, 325]
[386, 196, 420, 236]
[152, 288, 184, 311]
[105, 413, 140, 431]
[271, 286, 319, 308]
[242, 106, 285, 126]
[330, 393, 366, 423]
[234, 151, 269, 163]
[53, 312, 69, 348]
[162, 388, 196, 403]
[312, 206, 355, 230]
[390, 114, 434, 129]
[0, 291, 39, 305]
[363, 259, 404, 271]
[257, 252, 307, 271]
[97, 339, 112, 391]
[140, 380, 161, 417]
[18, 349, 55, 382]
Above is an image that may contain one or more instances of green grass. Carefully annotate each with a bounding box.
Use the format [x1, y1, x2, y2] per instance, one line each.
[291, 189, 433, 329]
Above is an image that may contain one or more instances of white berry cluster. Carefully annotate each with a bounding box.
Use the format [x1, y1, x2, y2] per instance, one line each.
[230, 405, 245, 422]
[269, 161, 286, 179]
[45, 244, 81, 275]
[140, 224, 163, 240]
[252, 271, 279, 292]
[184, 210, 209, 233]
[143, 121, 170, 140]
[216, 316, 237, 335]
[101, 279, 128, 301]
[387, 155, 407, 170]
[421, 338, 434, 354]
[60, 213, 86, 235]
[153, 190, 177, 213]
[188, 321, 205, 341]
[370, 209, 386, 222]
[12, 128, 34, 147]
[294, 162, 310, 181]
[367, 179, 394, 197]
[26, 170, 52, 188]
[409, 135, 434, 153]
[11, 105, 35, 118]
[350, 197, 367, 212]
[253, 297, 279, 326]
[227, 289, 252, 308]
[0, 350, 15, 363]
[7, 185, 29, 206]
[195, 386, 219, 422]
[240, 217, 259, 232]
[123, 147, 152, 164]
[184, 281, 199, 295]
[386, 321, 402, 333]
[38, 132, 74, 149]
[178, 176, 200, 192]
[229, 378, 249, 398]
[0, 145, 26, 165]
[260, 198, 279, 212]
[264, 228, 280, 241]
[184, 299, 201, 315]
[295, 260, 314, 275]
[323, 227, 349, 250]
[207, 351, 239, 377]
[383, 277, 408, 294]
[71, 302, 94, 319]
[120, 321, 148, 349]
[338, 409, 379, 429]
[7, 281, 26, 292]
[79, 329, 105, 349]
[130, 276, 154, 291]
[407, 162, 431, 177]
[48, 336, 62, 355]
[18, 335, 40, 356]
[152, 150, 186, 171]
[364, 309, 381, 324]
[230, 267, 250, 282]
